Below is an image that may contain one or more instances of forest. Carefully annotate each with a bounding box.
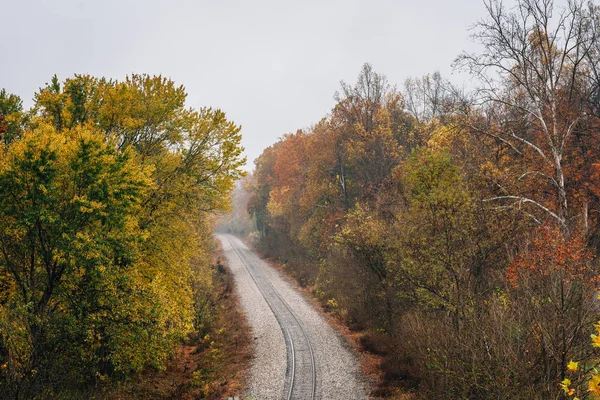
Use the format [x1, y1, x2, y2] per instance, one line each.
[5, 0, 600, 398]
[235, 0, 600, 398]
[0, 74, 245, 398]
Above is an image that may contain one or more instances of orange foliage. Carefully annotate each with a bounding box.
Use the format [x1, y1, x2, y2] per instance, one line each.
[506, 226, 597, 289]
[0, 115, 6, 135]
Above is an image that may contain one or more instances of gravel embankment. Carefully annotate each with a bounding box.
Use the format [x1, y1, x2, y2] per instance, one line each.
[218, 234, 368, 400]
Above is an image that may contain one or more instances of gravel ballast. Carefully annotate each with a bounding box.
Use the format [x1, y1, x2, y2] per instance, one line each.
[218, 234, 368, 400]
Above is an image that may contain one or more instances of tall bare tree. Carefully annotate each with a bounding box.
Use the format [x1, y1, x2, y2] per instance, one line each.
[404, 71, 448, 123]
[457, 0, 600, 233]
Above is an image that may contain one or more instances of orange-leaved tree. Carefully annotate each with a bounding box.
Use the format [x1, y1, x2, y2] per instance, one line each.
[507, 225, 598, 397]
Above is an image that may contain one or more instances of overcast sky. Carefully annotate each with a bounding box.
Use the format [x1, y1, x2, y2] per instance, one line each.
[2, 0, 488, 169]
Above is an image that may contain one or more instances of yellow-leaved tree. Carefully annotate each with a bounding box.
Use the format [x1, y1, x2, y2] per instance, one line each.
[0, 74, 245, 397]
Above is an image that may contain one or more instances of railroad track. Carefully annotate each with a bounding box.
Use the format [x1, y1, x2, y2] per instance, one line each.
[225, 235, 317, 400]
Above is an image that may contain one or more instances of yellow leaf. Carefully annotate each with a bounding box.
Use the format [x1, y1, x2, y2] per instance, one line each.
[568, 361, 579, 371]
[589, 374, 600, 395]
[561, 378, 572, 394]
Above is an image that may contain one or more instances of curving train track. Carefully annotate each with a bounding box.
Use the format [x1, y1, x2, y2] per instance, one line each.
[225, 235, 317, 400]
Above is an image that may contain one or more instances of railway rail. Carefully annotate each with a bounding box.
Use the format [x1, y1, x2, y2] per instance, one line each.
[225, 235, 317, 400]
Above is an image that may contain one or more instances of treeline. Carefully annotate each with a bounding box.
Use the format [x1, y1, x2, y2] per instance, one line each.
[0, 75, 245, 398]
[245, 0, 600, 398]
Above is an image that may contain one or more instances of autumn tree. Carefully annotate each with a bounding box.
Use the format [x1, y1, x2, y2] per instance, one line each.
[0, 74, 245, 397]
[247, 141, 281, 240]
[506, 226, 598, 397]
[0, 89, 24, 145]
[457, 0, 600, 234]
[0, 125, 150, 396]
